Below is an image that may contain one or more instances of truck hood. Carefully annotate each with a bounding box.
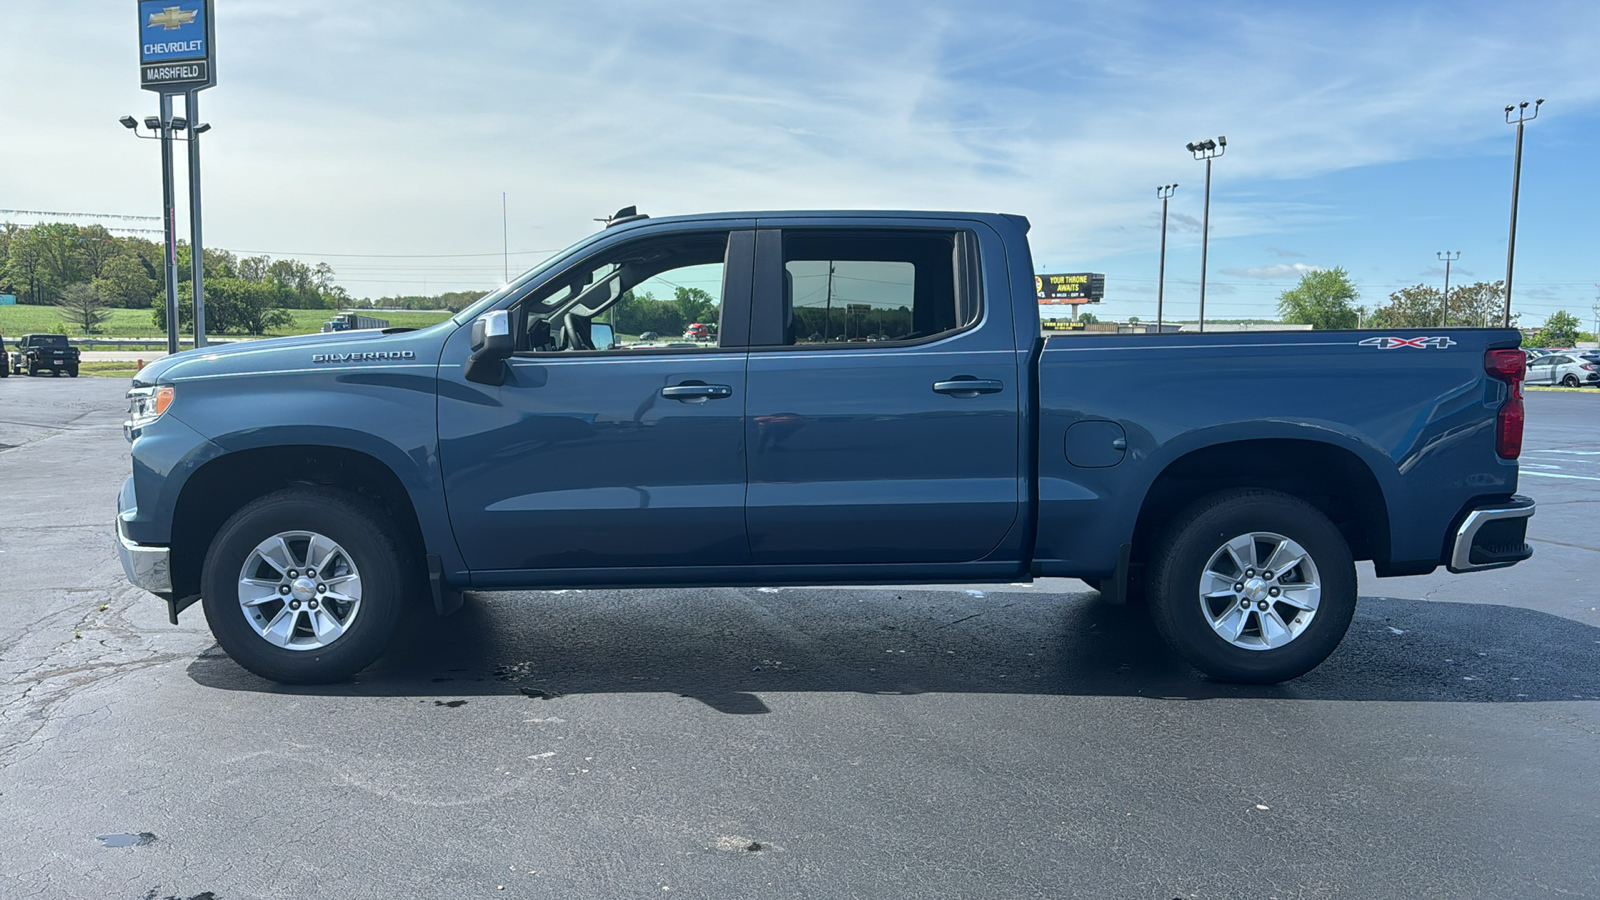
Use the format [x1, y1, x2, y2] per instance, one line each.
[134, 323, 454, 385]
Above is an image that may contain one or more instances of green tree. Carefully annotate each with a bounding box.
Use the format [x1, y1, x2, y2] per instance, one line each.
[1369, 281, 1513, 329]
[1078, 311, 1098, 325]
[671, 286, 716, 326]
[1532, 310, 1583, 348]
[3, 226, 49, 303]
[33, 223, 90, 297]
[1368, 285, 1437, 328]
[1277, 268, 1360, 330]
[57, 282, 109, 334]
[93, 254, 160, 309]
[76, 225, 119, 277]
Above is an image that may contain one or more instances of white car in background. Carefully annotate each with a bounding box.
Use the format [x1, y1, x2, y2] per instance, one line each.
[1525, 352, 1600, 388]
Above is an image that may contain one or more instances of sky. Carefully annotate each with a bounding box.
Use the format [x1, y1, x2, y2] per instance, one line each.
[3, 0, 1598, 327]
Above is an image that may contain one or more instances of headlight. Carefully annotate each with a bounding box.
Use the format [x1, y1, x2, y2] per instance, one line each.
[126, 385, 176, 430]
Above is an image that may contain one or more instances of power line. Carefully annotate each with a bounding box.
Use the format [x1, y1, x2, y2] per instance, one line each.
[0, 208, 159, 222]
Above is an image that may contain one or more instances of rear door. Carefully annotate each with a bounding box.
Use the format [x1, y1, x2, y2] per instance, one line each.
[741, 219, 1021, 565]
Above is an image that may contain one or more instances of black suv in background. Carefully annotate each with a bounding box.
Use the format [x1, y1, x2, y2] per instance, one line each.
[9, 334, 80, 377]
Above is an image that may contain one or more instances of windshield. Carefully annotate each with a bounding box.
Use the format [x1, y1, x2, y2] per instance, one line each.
[452, 229, 614, 325]
[34, 335, 68, 346]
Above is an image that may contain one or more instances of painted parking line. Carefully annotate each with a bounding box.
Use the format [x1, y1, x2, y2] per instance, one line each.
[1521, 471, 1600, 482]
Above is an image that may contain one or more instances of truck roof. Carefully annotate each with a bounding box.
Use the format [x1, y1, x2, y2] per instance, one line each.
[604, 209, 1031, 234]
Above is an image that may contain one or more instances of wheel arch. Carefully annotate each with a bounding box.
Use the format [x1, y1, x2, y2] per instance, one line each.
[1130, 437, 1392, 570]
[169, 444, 435, 602]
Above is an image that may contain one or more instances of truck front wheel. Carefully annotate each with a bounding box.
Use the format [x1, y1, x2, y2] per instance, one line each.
[1147, 489, 1356, 684]
[200, 487, 409, 684]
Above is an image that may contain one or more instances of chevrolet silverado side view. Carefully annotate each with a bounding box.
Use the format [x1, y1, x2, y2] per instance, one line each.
[116, 209, 1535, 685]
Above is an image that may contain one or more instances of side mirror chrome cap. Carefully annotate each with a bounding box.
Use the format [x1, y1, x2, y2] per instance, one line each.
[466, 310, 515, 386]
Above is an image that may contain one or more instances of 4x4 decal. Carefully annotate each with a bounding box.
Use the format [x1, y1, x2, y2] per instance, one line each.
[1358, 336, 1457, 349]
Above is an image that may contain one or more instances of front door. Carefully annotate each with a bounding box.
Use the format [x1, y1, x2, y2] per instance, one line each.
[438, 225, 755, 578]
[741, 222, 1022, 565]
[1526, 356, 1555, 385]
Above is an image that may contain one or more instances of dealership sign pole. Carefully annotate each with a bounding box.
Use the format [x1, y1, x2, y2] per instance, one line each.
[138, 0, 216, 353]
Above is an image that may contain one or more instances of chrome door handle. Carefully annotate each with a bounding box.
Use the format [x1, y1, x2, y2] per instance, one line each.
[933, 378, 1004, 396]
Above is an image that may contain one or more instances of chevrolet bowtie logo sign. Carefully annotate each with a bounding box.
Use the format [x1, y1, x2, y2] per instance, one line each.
[147, 6, 196, 30]
[138, 0, 215, 93]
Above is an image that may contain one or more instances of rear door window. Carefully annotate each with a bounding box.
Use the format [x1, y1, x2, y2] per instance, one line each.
[754, 229, 980, 348]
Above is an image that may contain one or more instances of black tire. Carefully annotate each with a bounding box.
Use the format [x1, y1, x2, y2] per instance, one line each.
[26, 367, 36, 376]
[201, 487, 411, 683]
[66, 367, 78, 378]
[1562, 375, 1579, 388]
[1146, 488, 1356, 684]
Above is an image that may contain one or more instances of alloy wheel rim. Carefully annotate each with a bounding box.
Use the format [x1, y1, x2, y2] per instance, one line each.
[237, 530, 363, 651]
[1198, 531, 1321, 651]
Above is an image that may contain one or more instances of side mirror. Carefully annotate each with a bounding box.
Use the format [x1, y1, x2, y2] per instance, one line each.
[590, 322, 615, 351]
[464, 310, 513, 385]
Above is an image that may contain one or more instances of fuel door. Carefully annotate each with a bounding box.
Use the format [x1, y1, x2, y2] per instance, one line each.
[1065, 420, 1127, 468]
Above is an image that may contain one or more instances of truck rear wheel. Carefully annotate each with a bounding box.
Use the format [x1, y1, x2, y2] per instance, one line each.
[1147, 489, 1356, 684]
[200, 487, 409, 684]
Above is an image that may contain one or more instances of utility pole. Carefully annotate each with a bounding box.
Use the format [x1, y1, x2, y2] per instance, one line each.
[1186, 136, 1226, 332]
[1503, 98, 1543, 327]
[1156, 184, 1177, 330]
[1437, 251, 1459, 326]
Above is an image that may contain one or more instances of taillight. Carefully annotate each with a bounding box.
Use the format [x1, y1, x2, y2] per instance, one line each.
[1485, 349, 1524, 459]
[1584, 364, 1598, 372]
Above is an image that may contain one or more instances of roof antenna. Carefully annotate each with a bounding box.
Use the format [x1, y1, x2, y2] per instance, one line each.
[596, 205, 648, 227]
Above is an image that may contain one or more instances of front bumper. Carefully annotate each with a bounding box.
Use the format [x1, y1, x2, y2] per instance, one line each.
[1447, 494, 1535, 573]
[116, 479, 171, 595]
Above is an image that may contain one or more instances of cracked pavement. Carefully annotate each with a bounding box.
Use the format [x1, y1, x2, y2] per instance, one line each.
[1, 378, 1597, 900]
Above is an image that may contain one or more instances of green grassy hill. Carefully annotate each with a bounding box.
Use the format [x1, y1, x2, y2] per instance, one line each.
[0, 306, 454, 340]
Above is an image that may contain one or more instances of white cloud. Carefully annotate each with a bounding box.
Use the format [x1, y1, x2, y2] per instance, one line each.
[1220, 263, 1328, 279]
[3, 0, 1599, 299]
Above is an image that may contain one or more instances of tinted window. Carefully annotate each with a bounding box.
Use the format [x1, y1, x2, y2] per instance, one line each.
[518, 232, 730, 353]
[778, 230, 977, 346]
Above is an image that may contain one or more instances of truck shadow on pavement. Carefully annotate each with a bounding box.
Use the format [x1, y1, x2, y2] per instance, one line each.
[185, 587, 1600, 710]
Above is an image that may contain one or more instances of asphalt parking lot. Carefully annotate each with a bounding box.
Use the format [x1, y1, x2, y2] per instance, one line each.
[2, 377, 1597, 900]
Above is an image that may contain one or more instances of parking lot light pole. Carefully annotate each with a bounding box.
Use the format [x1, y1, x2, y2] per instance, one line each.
[1156, 184, 1177, 330]
[187, 92, 210, 349]
[1437, 251, 1460, 326]
[121, 108, 181, 354]
[157, 98, 180, 355]
[1503, 99, 1543, 328]
[1186, 136, 1226, 332]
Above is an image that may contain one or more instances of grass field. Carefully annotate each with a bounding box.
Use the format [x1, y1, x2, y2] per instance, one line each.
[0, 306, 455, 340]
[75, 361, 141, 379]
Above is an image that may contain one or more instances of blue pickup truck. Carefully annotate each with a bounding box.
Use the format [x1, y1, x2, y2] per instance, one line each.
[117, 209, 1535, 685]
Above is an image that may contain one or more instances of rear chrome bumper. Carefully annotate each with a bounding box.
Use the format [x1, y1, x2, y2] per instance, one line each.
[116, 493, 171, 595]
[1447, 495, 1535, 574]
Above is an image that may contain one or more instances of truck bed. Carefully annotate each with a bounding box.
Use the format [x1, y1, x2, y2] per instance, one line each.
[1030, 328, 1524, 579]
